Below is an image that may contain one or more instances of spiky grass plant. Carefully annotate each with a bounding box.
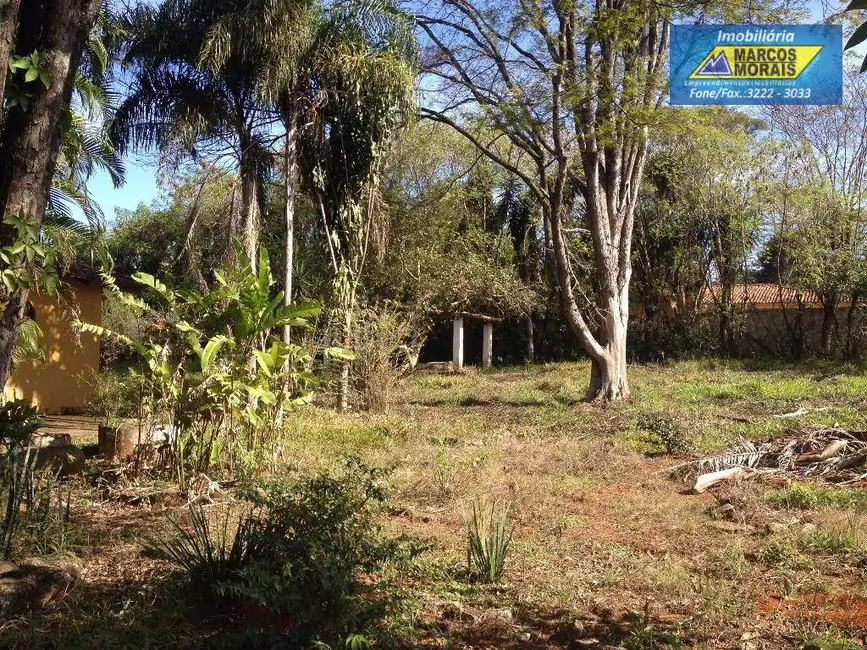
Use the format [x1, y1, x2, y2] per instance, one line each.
[465, 499, 512, 583]
[154, 505, 260, 602]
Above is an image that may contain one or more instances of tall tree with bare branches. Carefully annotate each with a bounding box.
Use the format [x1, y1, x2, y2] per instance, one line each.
[417, 0, 672, 401]
[416, 0, 802, 401]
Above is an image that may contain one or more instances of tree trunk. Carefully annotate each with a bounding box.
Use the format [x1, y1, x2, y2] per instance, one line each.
[547, 201, 632, 403]
[820, 299, 837, 356]
[336, 304, 351, 413]
[238, 140, 260, 271]
[845, 293, 858, 359]
[585, 292, 631, 402]
[0, 0, 22, 111]
[0, 0, 102, 388]
[525, 316, 534, 364]
[282, 108, 298, 343]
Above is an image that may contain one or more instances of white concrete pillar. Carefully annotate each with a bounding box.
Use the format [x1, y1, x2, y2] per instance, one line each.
[452, 317, 464, 370]
[482, 322, 493, 369]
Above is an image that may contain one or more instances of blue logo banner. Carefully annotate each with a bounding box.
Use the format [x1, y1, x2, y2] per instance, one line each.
[670, 25, 842, 105]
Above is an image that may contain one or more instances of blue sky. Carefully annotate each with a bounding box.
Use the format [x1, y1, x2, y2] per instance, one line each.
[82, 0, 842, 225]
[88, 158, 160, 221]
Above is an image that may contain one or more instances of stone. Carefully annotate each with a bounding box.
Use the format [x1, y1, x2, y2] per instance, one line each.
[0, 562, 18, 577]
[478, 607, 513, 629]
[0, 560, 79, 618]
[440, 601, 474, 622]
[518, 631, 531, 642]
[99, 421, 172, 461]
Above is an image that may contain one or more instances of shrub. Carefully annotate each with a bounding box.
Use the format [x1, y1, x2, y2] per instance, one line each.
[621, 605, 686, 650]
[80, 244, 327, 482]
[20, 473, 81, 557]
[766, 482, 818, 510]
[767, 482, 867, 510]
[800, 634, 864, 650]
[83, 369, 142, 426]
[636, 413, 689, 454]
[350, 306, 418, 412]
[155, 462, 418, 647]
[465, 499, 512, 583]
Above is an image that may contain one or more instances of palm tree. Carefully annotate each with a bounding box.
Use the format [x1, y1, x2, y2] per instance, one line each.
[199, 0, 416, 359]
[300, 2, 416, 409]
[199, 0, 316, 342]
[110, 0, 274, 271]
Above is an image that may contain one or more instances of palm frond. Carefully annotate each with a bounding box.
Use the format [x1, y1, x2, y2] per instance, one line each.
[13, 319, 45, 366]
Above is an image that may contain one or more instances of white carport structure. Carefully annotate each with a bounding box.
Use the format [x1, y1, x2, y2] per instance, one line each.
[450, 312, 500, 371]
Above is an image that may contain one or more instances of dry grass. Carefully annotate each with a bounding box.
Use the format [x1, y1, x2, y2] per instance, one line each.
[5, 360, 867, 649]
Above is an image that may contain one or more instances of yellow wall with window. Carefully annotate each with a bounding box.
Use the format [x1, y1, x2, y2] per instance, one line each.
[4, 283, 101, 413]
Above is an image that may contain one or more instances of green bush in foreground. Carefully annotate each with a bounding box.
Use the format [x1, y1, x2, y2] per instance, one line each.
[155, 462, 421, 648]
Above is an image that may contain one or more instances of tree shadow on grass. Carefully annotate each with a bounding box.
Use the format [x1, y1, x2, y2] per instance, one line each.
[414, 603, 690, 649]
[408, 394, 582, 408]
[0, 569, 221, 650]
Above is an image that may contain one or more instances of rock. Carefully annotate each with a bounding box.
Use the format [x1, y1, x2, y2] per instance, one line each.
[32, 433, 72, 448]
[0, 562, 18, 577]
[0, 560, 79, 618]
[576, 639, 600, 648]
[518, 631, 531, 642]
[801, 522, 818, 534]
[765, 521, 789, 534]
[440, 601, 474, 622]
[715, 503, 736, 519]
[478, 607, 513, 629]
[99, 421, 172, 461]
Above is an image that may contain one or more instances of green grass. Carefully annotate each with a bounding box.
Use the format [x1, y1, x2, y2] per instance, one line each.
[767, 482, 867, 511]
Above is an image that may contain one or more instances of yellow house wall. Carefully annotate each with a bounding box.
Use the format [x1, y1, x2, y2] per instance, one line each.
[4, 284, 101, 413]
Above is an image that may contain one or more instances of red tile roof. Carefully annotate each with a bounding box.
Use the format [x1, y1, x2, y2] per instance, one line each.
[706, 283, 825, 307]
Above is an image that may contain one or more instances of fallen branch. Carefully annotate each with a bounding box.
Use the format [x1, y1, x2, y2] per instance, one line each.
[773, 408, 809, 419]
[796, 439, 847, 464]
[692, 467, 753, 493]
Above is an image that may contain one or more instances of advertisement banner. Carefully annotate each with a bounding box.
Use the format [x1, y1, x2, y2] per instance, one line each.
[670, 25, 842, 105]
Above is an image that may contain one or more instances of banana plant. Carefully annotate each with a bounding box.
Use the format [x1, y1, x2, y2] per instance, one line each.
[77, 243, 329, 481]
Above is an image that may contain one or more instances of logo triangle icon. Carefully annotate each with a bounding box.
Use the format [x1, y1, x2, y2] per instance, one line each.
[697, 51, 732, 76]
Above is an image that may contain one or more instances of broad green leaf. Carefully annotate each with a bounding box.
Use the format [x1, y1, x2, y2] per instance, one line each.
[324, 346, 356, 360]
[201, 336, 229, 372]
[244, 386, 276, 404]
[253, 349, 275, 377]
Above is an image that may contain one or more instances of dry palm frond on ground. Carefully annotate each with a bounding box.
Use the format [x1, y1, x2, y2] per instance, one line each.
[669, 426, 867, 488]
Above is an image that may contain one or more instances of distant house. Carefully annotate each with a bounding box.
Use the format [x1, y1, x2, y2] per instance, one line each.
[705, 283, 830, 310]
[4, 263, 105, 414]
[704, 283, 866, 355]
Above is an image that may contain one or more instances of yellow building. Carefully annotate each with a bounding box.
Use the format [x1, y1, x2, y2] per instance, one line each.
[5, 265, 103, 414]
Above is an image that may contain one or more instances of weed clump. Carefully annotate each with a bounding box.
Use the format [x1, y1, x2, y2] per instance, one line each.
[767, 481, 867, 511]
[637, 413, 690, 454]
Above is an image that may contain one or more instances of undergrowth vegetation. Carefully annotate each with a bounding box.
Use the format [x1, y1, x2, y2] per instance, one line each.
[7, 361, 867, 649]
[153, 462, 420, 648]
